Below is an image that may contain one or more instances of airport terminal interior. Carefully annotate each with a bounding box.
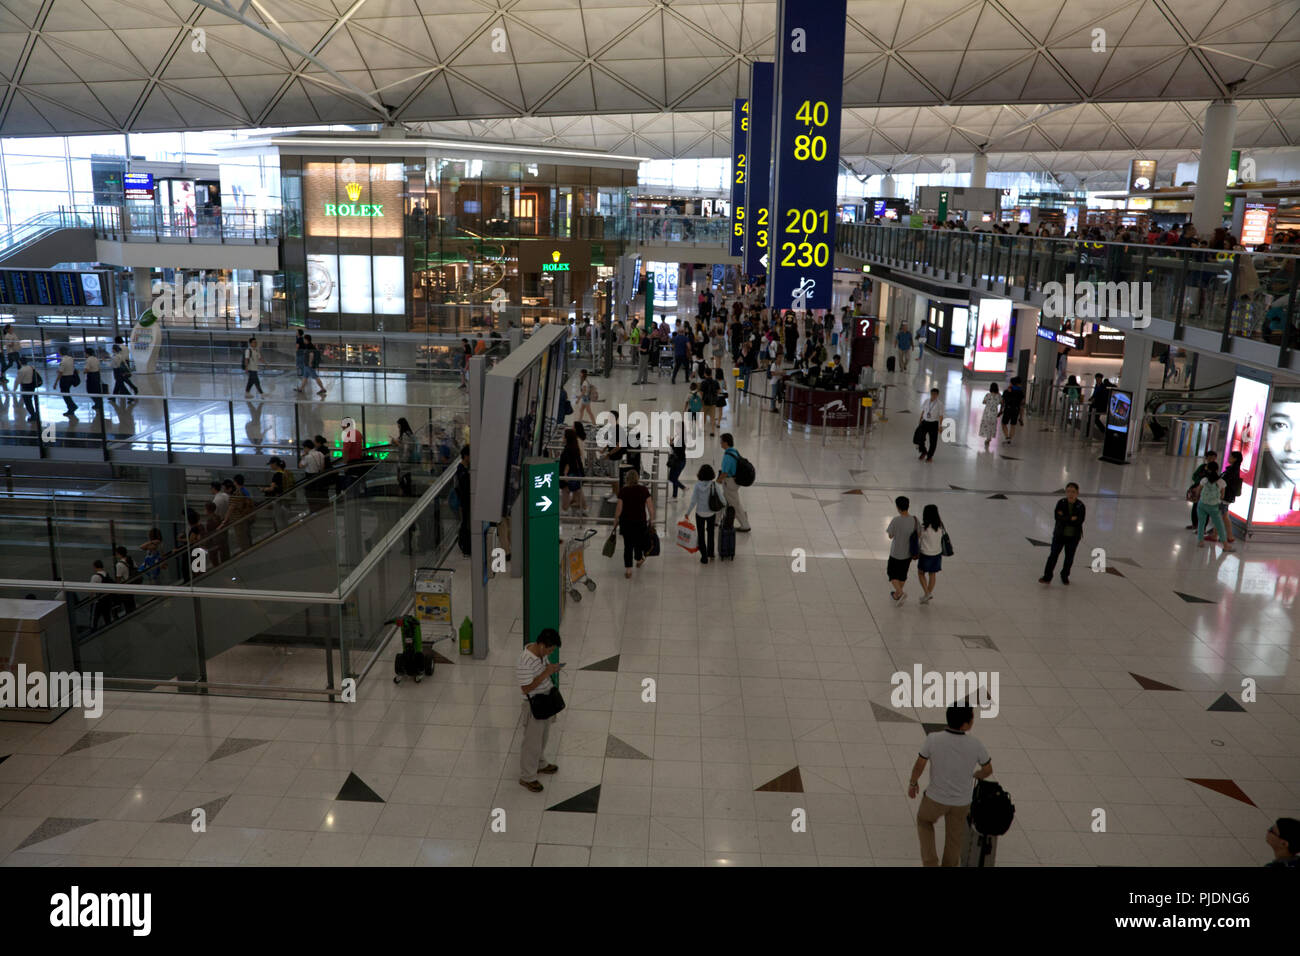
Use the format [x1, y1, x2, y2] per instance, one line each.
[0, 0, 1297, 871]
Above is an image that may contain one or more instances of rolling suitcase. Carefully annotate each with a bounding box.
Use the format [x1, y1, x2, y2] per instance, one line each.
[960, 823, 998, 867]
[886, 355, 896, 372]
[718, 506, 736, 561]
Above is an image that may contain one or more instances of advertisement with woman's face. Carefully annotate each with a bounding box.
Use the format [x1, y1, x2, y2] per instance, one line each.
[1226, 375, 1268, 521]
[1254, 386, 1300, 525]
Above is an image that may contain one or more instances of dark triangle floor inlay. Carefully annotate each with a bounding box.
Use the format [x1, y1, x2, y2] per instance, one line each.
[1187, 778, 1256, 807]
[547, 785, 601, 813]
[1130, 672, 1182, 691]
[431, 650, 455, 665]
[842, 489, 864, 495]
[580, 654, 620, 672]
[986, 493, 1008, 500]
[17, 817, 97, 850]
[605, 734, 650, 759]
[959, 634, 998, 650]
[159, 795, 230, 825]
[949, 485, 968, 491]
[337, 772, 385, 803]
[755, 766, 804, 793]
[1111, 556, 1141, 567]
[999, 455, 1021, 460]
[1175, 591, 1216, 604]
[1105, 566, 1125, 577]
[1208, 692, 1247, 713]
[871, 701, 916, 724]
[1026, 537, 1051, 547]
[65, 731, 131, 754]
[0, 754, 8, 766]
[921, 722, 947, 735]
[207, 737, 272, 762]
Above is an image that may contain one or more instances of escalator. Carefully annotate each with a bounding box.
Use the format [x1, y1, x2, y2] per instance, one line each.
[72, 461, 412, 683]
[1144, 379, 1234, 441]
[0, 210, 96, 267]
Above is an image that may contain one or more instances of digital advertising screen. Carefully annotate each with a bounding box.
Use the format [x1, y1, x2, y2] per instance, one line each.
[80, 273, 104, 307]
[373, 256, 405, 315]
[1107, 390, 1132, 433]
[1227, 374, 1269, 522]
[1247, 383, 1300, 526]
[123, 172, 154, 200]
[339, 255, 372, 314]
[971, 298, 1011, 373]
[950, 307, 969, 348]
[1241, 203, 1275, 248]
[307, 254, 339, 313]
[648, 261, 678, 309]
[963, 302, 978, 370]
[1128, 159, 1157, 192]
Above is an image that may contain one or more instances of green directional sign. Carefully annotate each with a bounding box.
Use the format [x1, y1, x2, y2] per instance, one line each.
[643, 272, 654, 333]
[937, 190, 949, 224]
[522, 458, 561, 676]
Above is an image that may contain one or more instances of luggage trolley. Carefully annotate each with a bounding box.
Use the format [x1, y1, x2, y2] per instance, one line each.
[563, 529, 599, 603]
[393, 567, 455, 684]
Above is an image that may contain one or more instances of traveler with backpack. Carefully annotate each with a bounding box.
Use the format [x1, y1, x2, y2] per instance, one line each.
[908, 703, 995, 867]
[243, 336, 264, 397]
[297, 334, 326, 397]
[687, 463, 724, 564]
[1194, 466, 1233, 552]
[699, 368, 722, 436]
[886, 495, 917, 605]
[1184, 449, 1218, 530]
[717, 433, 752, 532]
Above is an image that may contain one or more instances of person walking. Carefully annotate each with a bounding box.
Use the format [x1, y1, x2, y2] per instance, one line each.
[299, 439, 329, 513]
[1039, 482, 1086, 584]
[113, 546, 137, 615]
[1089, 373, 1109, 437]
[1220, 450, 1243, 545]
[89, 560, 115, 630]
[576, 368, 597, 425]
[896, 323, 913, 372]
[907, 704, 994, 867]
[455, 444, 472, 557]
[979, 382, 1001, 450]
[666, 420, 687, 499]
[243, 336, 264, 397]
[83, 348, 104, 416]
[916, 387, 943, 462]
[687, 463, 722, 564]
[15, 355, 37, 418]
[223, 477, 256, 553]
[917, 504, 946, 604]
[301, 335, 327, 397]
[0, 324, 19, 388]
[670, 323, 691, 384]
[1000, 377, 1025, 443]
[717, 433, 751, 532]
[110, 343, 138, 398]
[886, 495, 917, 605]
[558, 427, 586, 515]
[1194, 465, 1233, 552]
[699, 367, 721, 435]
[634, 325, 652, 385]
[517, 627, 563, 792]
[613, 469, 654, 579]
[1185, 448, 1219, 531]
[57, 347, 78, 417]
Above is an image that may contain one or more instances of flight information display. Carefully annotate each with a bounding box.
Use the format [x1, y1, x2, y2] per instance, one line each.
[767, 0, 847, 313]
[730, 98, 747, 258]
[743, 61, 775, 278]
[0, 269, 112, 310]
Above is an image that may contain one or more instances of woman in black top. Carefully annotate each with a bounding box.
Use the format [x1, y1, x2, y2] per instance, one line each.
[559, 427, 586, 515]
[613, 470, 654, 579]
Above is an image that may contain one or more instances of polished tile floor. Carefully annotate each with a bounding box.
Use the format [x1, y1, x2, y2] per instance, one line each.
[1, 320, 1297, 867]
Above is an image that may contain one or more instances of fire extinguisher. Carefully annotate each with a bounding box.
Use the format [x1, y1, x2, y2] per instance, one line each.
[458, 616, 473, 656]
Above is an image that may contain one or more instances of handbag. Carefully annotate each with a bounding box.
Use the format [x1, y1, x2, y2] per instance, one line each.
[676, 518, 698, 553]
[644, 527, 661, 557]
[601, 529, 617, 558]
[707, 483, 725, 513]
[1185, 485, 1201, 503]
[912, 422, 925, 448]
[941, 530, 954, 557]
[528, 685, 566, 720]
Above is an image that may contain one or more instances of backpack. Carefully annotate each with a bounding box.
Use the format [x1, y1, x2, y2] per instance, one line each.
[1225, 471, 1242, 501]
[281, 469, 296, 493]
[970, 779, 1016, 836]
[688, 393, 703, 414]
[727, 448, 755, 487]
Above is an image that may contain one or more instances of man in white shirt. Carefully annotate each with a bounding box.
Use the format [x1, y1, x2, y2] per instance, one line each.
[908, 704, 994, 867]
[517, 628, 563, 792]
[243, 336, 264, 397]
[300, 439, 328, 511]
[84, 348, 103, 415]
[14, 357, 36, 418]
[0, 325, 18, 388]
[917, 387, 944, 462]
[57, 347, 77, 416]
[210, 480, 230, 520]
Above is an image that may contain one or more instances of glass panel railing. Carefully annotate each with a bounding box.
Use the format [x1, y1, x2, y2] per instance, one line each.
[837, 223, 1300, 348]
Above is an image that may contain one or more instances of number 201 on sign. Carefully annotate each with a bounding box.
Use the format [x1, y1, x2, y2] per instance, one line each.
[780, 208, 830, 266]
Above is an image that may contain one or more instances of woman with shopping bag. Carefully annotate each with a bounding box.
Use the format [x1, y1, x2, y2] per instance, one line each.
[685, 464, 723, 565]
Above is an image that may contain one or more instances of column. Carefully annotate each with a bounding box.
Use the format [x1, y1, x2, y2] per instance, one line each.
[1191, 101, 1237, 236]
[1118, 335, 1151, 460]
[881, 175, 895, 198]
[970, 151, 988, 189]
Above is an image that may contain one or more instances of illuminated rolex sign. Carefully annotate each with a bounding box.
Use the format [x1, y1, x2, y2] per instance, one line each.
[325, 181, 383, 217]
[541, 250, 570, 272]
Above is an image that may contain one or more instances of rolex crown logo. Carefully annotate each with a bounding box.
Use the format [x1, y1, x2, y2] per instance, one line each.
[345, 181, 362, 202]
[552, 250, 561, 262]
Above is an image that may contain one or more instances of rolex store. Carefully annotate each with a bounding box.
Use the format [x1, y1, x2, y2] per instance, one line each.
[256, 131, 639, 333]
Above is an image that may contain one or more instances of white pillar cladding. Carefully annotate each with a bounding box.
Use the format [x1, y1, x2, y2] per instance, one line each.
[1191, 100, 1237, 235]
[970, 151, 988, 189]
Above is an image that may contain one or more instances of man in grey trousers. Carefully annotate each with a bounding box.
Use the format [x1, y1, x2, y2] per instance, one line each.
[518, 628, 563, 792]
